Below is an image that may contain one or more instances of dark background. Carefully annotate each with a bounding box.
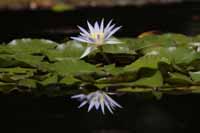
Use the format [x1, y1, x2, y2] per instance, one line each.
[0, 2, 200, 43]
[0, 1, 200, 133]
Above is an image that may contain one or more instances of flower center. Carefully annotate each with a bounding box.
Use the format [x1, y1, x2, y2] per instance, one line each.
[90, 32, 105, 45]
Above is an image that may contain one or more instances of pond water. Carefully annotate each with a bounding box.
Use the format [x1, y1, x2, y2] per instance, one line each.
[1, 94, 200, 133]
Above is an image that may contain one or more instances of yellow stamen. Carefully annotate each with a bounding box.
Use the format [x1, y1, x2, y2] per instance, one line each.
[90, 32, 105, 45]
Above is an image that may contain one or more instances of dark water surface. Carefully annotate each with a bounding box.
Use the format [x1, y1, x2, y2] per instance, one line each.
[0, 2, 200, 133]
[0, 94, 200, 133]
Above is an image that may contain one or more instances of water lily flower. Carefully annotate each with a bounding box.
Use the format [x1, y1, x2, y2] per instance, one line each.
[71, 90, 122, 114]
[71, 19, 122, 58]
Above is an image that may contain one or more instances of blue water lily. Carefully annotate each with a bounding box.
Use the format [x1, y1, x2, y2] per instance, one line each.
[71, 19, 122, 58]
[71, 90, 122, 114]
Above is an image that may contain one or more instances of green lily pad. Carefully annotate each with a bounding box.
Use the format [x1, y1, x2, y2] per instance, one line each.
[47, 60, 99, 76]
[167, 72, 193, 85]
[132, 70, 163, 88]
[18, 79, 37, 88]
[44, 41, 87, 61]
[125, 55, 170, 71]
[8, 39, 57, 54]
[39, 73, 58, 86]
[60, 75, 81, 85]
[189, 71, 200, 83]
[0, 82, 16, 93]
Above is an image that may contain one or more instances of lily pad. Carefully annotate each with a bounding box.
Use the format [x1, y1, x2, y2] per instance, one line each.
[132, 71, 163, 88]
[8, 39, 57, 54]
[125, 55, 170, 71]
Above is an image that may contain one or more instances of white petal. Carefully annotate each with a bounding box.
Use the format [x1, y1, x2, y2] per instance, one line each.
[104, 99, 113, 114]
[80, 32, 88, 38]
[87, 92, 94, 100]
[104, 19, 113, 33]
[80, 46, 96, 59]
[88, 100, 95, 112]
[100, 99, 105, 114]
[71, 94, 85, 99]
[70, 37, 92, 43]
[78, 26, 90, 36]
[105, 26, 122, 40]
[87, 21, 94, 33]
[94, 101, 100, 110]
[104, 94, 122, 108]
[78, 101, 88, 108]
[100, 19, 104, 32]
[94, 21, 100, 32]
[104, 24, 115, 35]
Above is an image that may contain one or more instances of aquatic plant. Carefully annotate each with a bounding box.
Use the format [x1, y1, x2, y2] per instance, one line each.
[71, 19, 121, 59]
[0, 33, 200, 114]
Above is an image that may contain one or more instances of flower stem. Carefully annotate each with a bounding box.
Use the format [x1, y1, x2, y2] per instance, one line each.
[99, 47, 111, 64]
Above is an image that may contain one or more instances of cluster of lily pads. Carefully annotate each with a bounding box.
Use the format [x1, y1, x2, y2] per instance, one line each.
[1, 24, 200, 113]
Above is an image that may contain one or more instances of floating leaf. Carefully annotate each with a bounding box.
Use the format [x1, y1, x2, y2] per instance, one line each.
[103, 64, 125, 75]
[159, 47, 200, 65]
[0, 67, 36, 74]
[117, 87, 152, 93]
[132, 71, 163, 87]
[14, 54, 44, 66]
[18, 79, 37, 88]
[125, 55, 170, 71]
[189, 71, 200, 83]
[60, 75, 81, 85]
[102, 43, 136, 54]
[0, 82, 16, 93]
[39, 73, 58, 86]
[45, 41, 86, 61]
[47, 60, 99, 76]
[167, 72, 193, 85]
[8, 39, 57, 54]
[0, 54, 19, 67]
